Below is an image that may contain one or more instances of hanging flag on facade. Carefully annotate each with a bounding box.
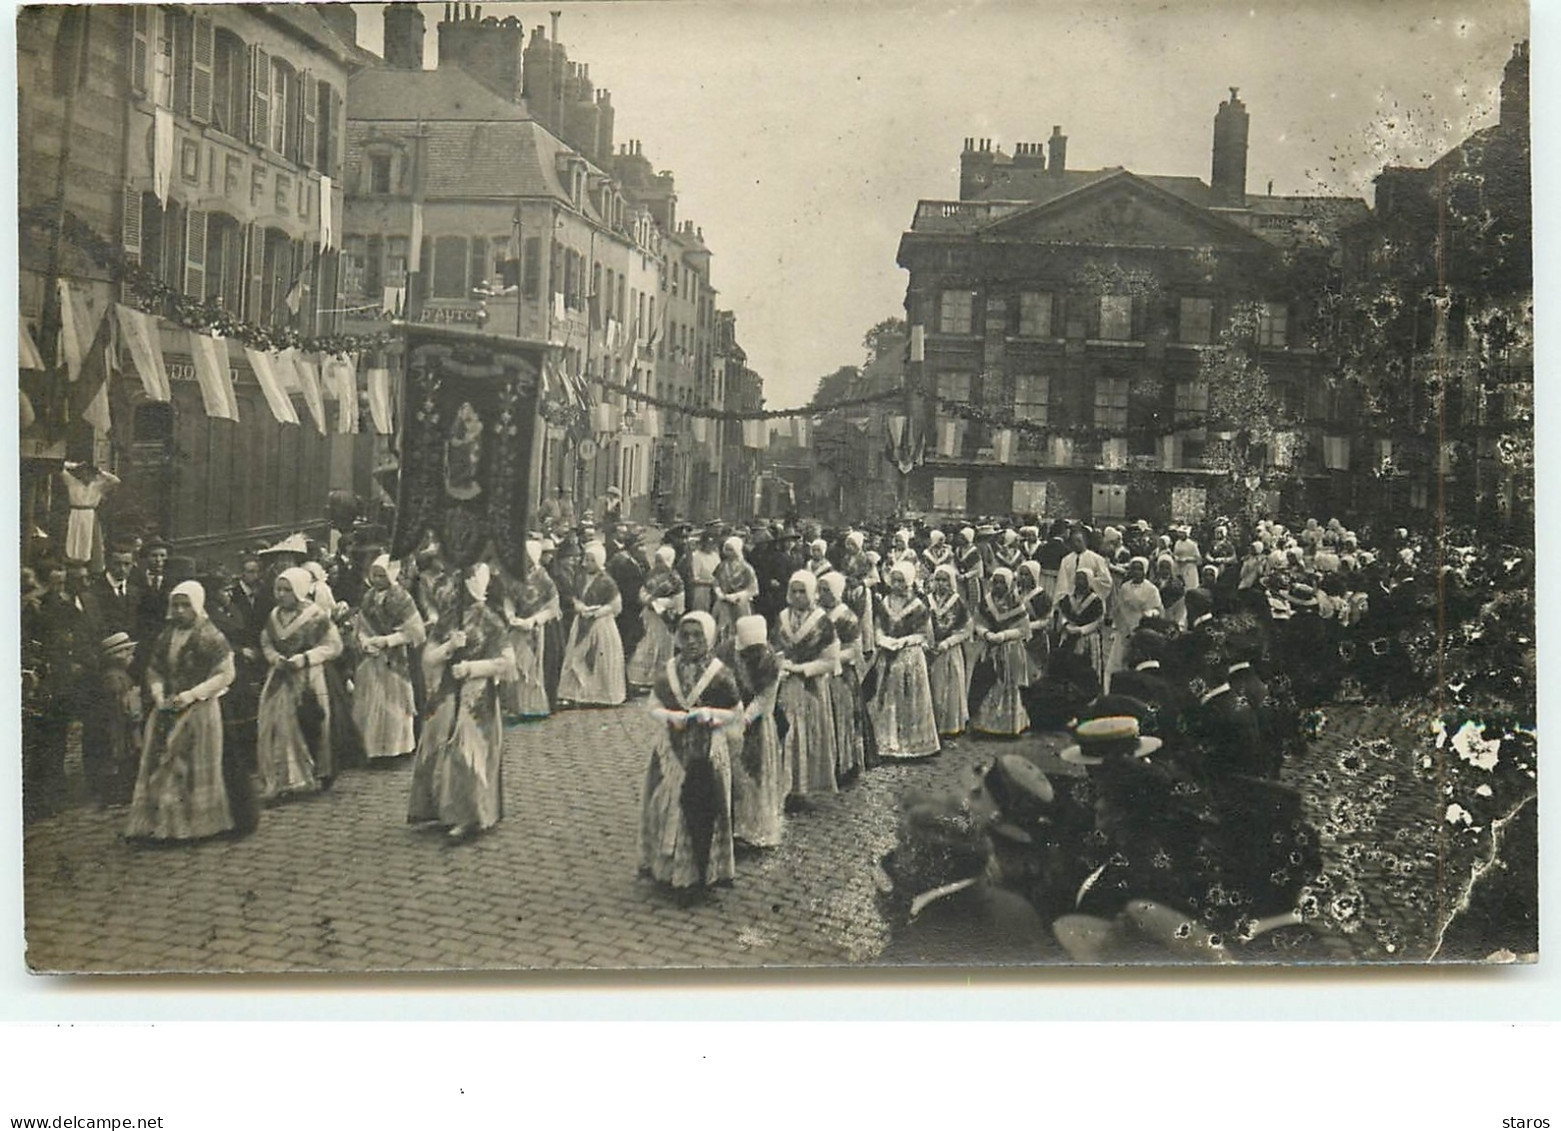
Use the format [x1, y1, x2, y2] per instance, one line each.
[115, 304, 170, 402]
[71, 311, 114, 432]
[152, 107, 175, 206]
[245, 347, 300, 425]
[1050, 435, 1073, 467]
[1102, 437, 1127, 469]
[291, 352, 329, 435]
[57, 279, 99, 383]
[366, 366, 393, 434]
[910, 324, 925, 363]
[188, 330, 239, 421]
[318, 174, 334, 251]
[691, 414, 708, 445]
[993, 428, 1016, 465]
[742, 419, 766, 449]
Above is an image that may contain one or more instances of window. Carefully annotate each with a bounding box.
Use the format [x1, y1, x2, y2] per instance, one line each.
[938, 289, 975, 334]
[260, 227, 293, 322]
[431, 236, 467, 299]
[204, 212, 245, 310]
[1018, 291, 1053, 337]
[1098, 295, 1134, 340]
[1179, 296, 1215, 344]
[1093, 376, 1129, 429]
[1174, 379, 1210, 422]
[385, 237, 409, 288]
[1012, 480, 1049, 515]
[211, 28, 247, 136]
[468, 239, 490, 293]
[932, 476, 968, 512]
[1013, 373, 1050, 426]
[1258, 302, 1289, 347]
[939, 372, 972, 403]
[159, 200, 186, 293]
[342, 236, 367, 298]
[368, 153, 392, 195]
[270, 58, 295, 156]
[1170, 486, 1207, 524]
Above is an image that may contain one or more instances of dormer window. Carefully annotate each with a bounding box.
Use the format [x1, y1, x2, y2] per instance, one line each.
[369, 153, 392, 194]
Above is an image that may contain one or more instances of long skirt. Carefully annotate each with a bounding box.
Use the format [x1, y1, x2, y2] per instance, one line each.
[970, 639, 1031, 737]
[828, 668, 866, 779]
[501, 625, 551, 720]
[712, 594, 751, 642]
[321, 660, 365, 778]
[557, 614, 627, 706]
[542, 619, 564, 705]
[928, 644, 969, 737]
[777, 673, 836, 797]
[867, 647, 941, 759]
[639, 729, 736, 888]
[355, 649, 418, 757]
[407, 679, 504, 830]
[255, 666, 327, 801]
[125, 699, 236, 841]
[626, 610, 676, 689]
[730, 712, 785, 848]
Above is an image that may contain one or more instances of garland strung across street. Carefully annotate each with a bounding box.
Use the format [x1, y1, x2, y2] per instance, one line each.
[592, 378, 904, 420]
[23, 205, 399, 357]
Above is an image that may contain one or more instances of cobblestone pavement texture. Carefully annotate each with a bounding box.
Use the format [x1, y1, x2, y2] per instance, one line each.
[23, 700, 1456, 973]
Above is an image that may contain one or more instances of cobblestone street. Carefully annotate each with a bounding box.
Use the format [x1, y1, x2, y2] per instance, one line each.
[23, 700, 1463, 973]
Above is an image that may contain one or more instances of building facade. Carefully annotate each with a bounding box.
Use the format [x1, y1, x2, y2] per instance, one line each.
[896, 94, 1368, 527]
[19, 4, 374, 563]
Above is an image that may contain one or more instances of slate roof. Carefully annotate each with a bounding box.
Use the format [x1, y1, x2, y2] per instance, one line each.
[349, 67, 532, 122]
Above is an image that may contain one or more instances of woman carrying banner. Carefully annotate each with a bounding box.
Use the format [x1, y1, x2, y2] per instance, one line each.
[557, 542, 627, 707]
[255, 568, 343, 802]
[353, 554, 427, 758]
[125, 581, 242, 843]
[638, 611, 742, 901]
[407, 564, 517, 842]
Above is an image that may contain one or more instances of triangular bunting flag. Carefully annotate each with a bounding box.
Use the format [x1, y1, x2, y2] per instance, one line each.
[326, 354, 359, 434]
[291, 352, 328, 435]
[115, 304, 170, 401]
[245, 347, 300, 424]
[366, 367, 393, 434]
[20, 320, 44, 371]
[189, 330, 239, 421]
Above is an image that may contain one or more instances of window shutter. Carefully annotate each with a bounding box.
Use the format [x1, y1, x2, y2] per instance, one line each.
[330, 86, 344, 178]
[248, 44, 270, 147]
[129, 6, 149, 95]
[122, 185, 144, 263]
[246, 223, 266, 320]
[300, 71, 318, 169]
[172, 11, 193, 117]
[184, 209, 207, 298]
[190, 12, 215, 124]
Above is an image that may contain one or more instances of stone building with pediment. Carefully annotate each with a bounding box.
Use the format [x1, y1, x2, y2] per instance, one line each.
[896, 93, 1369, 527]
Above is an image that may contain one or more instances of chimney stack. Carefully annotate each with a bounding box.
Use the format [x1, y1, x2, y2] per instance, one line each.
[383, 2, 426, 69]
[1211, 87, 1250, 205]
[1048, 126, 1067, 175]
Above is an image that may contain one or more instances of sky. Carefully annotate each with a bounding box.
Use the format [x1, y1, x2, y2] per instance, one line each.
[352, 0, 1529, 408]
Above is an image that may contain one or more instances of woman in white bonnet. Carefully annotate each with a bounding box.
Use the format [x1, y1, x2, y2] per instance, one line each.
[866, 560, 940, 760]
[724, 613, 785, 849]
[639, 611, 742, 900]
[256, 567, 344, 801]
[557, 541, 627, 707]
[774, 568, 840, 801]
[353, 553, 426, 758]
[713, 535, 760, 642]
[125, 581, 242, 842]
[627, 542, 685, 693]
[501, 541, 561, 721]
[407, 563, 517, 842]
